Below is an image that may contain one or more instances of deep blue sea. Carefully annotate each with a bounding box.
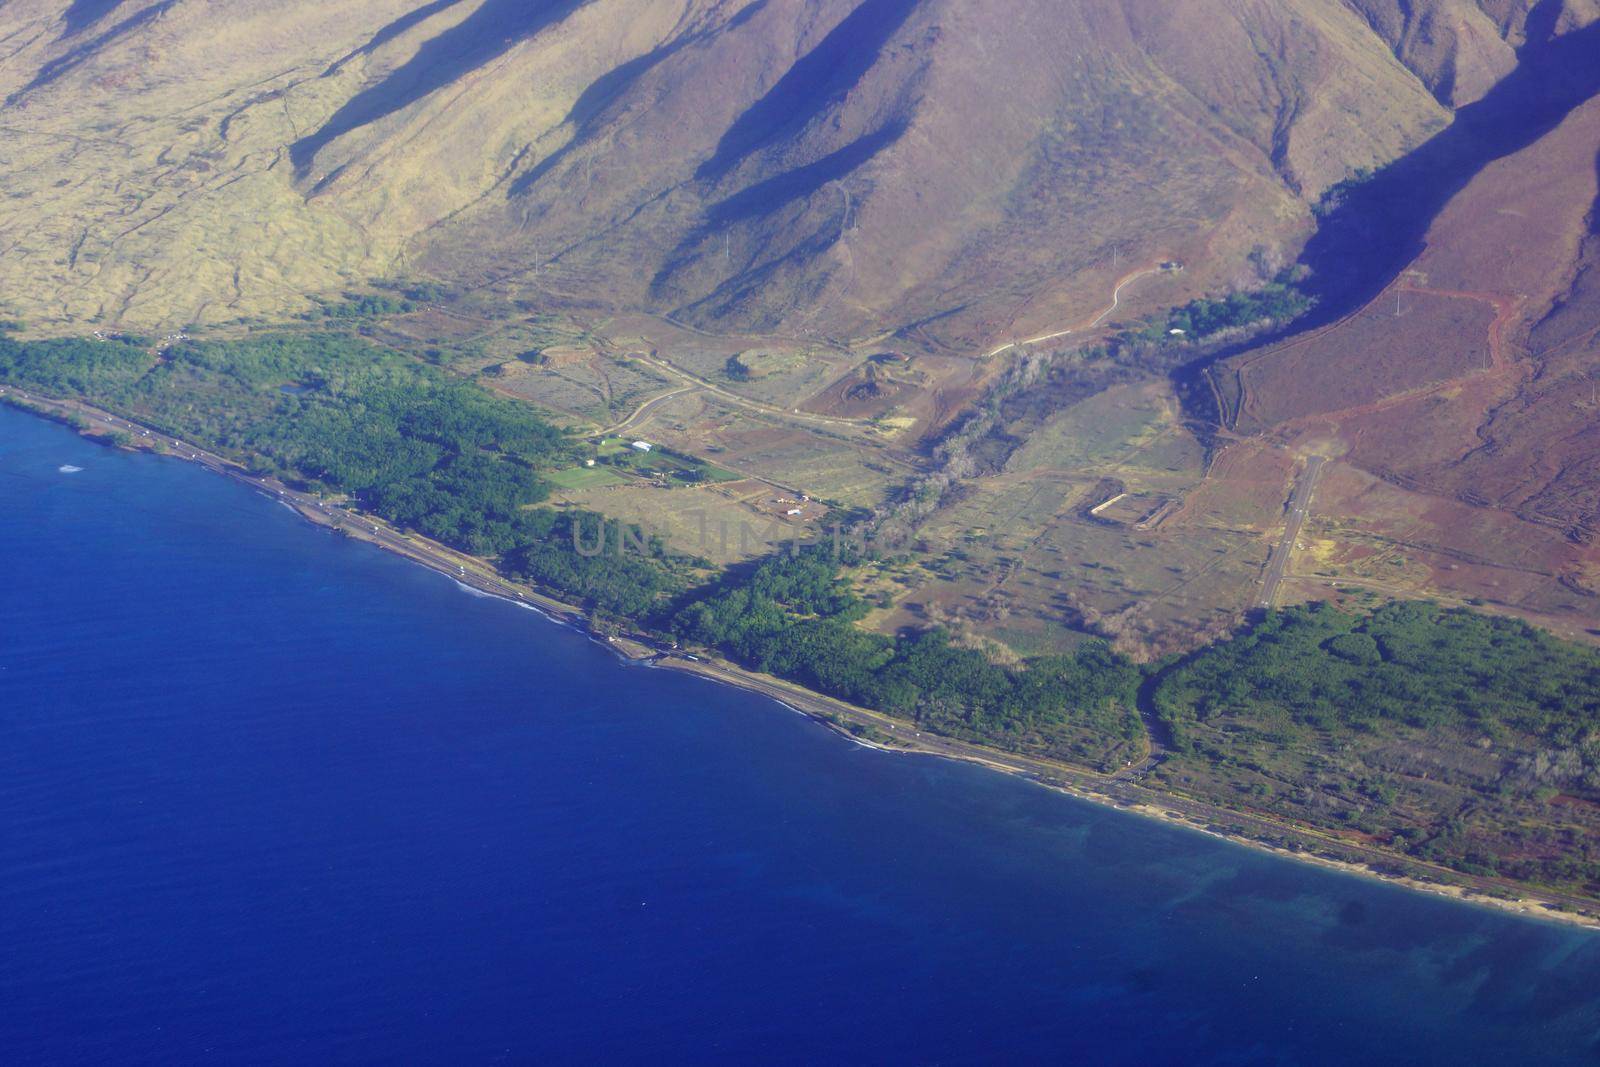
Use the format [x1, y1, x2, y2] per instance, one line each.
[4, 404, 1600, 1065]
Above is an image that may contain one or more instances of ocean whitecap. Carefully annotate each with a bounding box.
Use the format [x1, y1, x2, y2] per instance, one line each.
[59, 465, 84, 474]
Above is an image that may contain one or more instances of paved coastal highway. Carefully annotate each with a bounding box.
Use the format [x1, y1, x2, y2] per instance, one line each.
[1258, 455, 1326, 609]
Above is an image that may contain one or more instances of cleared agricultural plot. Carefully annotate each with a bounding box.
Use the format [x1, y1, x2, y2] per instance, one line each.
[545, 465, 628, 490]
[591, 315, 867, 414]
[606, 390, 911, 507]
[1005, 381, 1196, 477]
[593, 434, 738, 479]
[1091, 491, 1175, 526]
[1269, 461, 1600, 643]
[1220, 288, 1497, 432]
[596, 315, 844, 391]
[550, 479, 822, 565]
[883, 460, 1271, 659]
[488, 350, 673, 427]
[1166, 440, 1297, 529]
[696, 346, 860, 410]
[849, 369, 1293, 658]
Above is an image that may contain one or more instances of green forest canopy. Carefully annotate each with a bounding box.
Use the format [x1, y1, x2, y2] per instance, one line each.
[671, 548, 1144, 763]
[1153, 600, 1600, 748]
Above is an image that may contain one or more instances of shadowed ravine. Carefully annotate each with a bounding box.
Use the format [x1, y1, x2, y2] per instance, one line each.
[1297, 20, 1600, 328]
[59, 0, 125, 35]
[1167, 22, 1600, 435]
[9, 0, 175, 103]
[291, 0, 589, 176]
[693, 0, 923, 183]
[506, 0, 774, 199]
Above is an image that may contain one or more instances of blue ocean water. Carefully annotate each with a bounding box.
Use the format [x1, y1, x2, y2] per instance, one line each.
[2, 403, 1599, 1066]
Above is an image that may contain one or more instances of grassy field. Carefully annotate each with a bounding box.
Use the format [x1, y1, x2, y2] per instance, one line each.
[880, 368, 1271, 660]
[592, 436, 741, 485]
[1005, 382, 1181, 474]
[545, 465, 628, 489]
[611, 391, 911, 507]
[486, 351, 674, 427]
[552, 481, 817, 565]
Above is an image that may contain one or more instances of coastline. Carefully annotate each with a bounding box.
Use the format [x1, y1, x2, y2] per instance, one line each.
[648, 655, 1600, 933]
[6, 390, 1600, 933]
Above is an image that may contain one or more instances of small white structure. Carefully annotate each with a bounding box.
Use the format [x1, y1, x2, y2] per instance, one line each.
[631, 441, 653, 452]
[1169, 328, 1187, 336]
[585, 459, 597, 467]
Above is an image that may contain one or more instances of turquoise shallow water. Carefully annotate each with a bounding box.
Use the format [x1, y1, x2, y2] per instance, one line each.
[3, 403, 1600, 1065]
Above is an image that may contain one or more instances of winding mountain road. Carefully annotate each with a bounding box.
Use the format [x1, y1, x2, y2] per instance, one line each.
[618, 351, 876, 431]
[985, 265, 1166, 359]
[597, 385, 694, 436]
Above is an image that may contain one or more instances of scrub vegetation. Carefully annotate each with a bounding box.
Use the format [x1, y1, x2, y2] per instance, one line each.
[1150, 602, 1600, 893]
[1114, 277, 1314, 350]
[671, 548, 1146, 767]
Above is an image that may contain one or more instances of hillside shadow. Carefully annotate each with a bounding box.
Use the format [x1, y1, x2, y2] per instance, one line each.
[646, 120, 903, 308]
[508, 1, 773, 200]
[291, 0, 587, 175]
[1297, 20, 1600, 328]
[693, 0, 922, 183]
[10, 0, 175, 102]
[1168, 22, 1600, 437]
[60, 0, 126, 35]
[705, 120, 903, 227]
[1593, 148, 1600, 237]
[506, 43, 680, 199]
[1523, 0, 1568, 48]
[320, 0, 461, 78]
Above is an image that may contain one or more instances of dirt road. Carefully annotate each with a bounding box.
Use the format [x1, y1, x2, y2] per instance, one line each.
[985, 265, 1166, 359]
[1258, 455, 1326, 608]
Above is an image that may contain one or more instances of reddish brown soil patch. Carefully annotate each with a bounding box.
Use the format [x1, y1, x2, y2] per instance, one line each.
[1228, 288, 1497, 432]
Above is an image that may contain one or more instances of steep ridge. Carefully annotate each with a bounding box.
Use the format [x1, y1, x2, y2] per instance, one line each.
[1443, 223, 1600, 544]
[289, 0, 591, 178]
[1341, 0, 1519, 105]
[1293, 15, 1600, 326]
[0, 0, 1468, 341]
[424, 0, 1459, 349]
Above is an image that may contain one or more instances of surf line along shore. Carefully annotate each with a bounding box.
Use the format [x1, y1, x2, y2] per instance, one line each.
[7, 389, 1600, 934]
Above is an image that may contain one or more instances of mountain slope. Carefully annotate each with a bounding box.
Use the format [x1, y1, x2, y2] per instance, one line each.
[1202, 14, 1600, 634]
[401, 0, 1463, 348]
[0, 0, 1472, 347]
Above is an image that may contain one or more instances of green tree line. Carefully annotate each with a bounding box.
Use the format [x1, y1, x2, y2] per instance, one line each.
[669, 549, 1144, 762]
